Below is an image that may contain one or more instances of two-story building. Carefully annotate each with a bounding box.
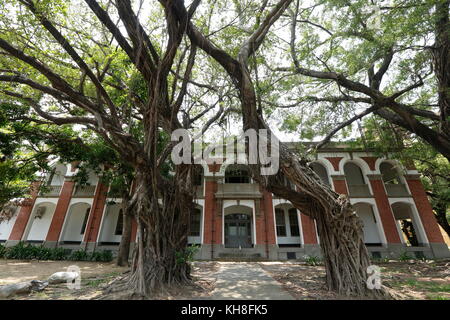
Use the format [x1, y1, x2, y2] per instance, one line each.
[1, 143, 449, 260]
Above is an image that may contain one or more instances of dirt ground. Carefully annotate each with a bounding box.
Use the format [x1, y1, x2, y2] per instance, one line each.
[0, 259, 219, 300]
[259, 260, 450, 300]
[0, 259, 449, 300]
[0, 260, 128, 286]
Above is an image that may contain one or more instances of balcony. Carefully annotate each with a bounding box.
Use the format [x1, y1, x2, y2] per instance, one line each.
[38, 185, 62, 197]
[73, 185, 96, 197]
[385, 183, 410, 197]
[215, 183, 262, 198]
[347, 184, 371, 197]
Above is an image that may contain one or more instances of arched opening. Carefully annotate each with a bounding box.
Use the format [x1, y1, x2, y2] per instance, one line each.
[274, 203, 301, 247]
[24, 202, 56, 242]
[61, 202, 91, 243]
[353, 203, 382, 246]
[224, 205, 253, 248]
[98, 203, 122, 245]
[391, 202, 426, 246]
[380, 162, 409, 196]
[344, 162, 370, 197]
[188, 205, 202, 244]
[224, 164, 250, 183]
[310, 162, 330, 186]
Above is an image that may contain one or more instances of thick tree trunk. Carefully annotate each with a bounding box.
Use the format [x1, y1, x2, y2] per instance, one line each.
[117, 185, 135, 267]
[117, 208, 133, 267]
[259, 145, 388, 297]
[127, 168, 194, 297]
[432, 0, 450, 138]
[315, 201, 371, 294]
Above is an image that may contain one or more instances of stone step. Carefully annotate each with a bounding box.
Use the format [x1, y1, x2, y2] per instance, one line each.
[217, 252, 264, 261]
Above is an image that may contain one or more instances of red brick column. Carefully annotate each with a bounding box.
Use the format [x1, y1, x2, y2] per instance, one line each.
[8, 181, 41, 241]
[45, 181, 75, 242]
[83, 183, 108, 243]
[202, 179, 217, 244]
[255, 199, 265, 245]
[367, 175, 401, 244]
[255, 191, 276, 246]
[331, 175, 349, 195]
[300, 214, 318, 244]
[406, 175, 445, 243]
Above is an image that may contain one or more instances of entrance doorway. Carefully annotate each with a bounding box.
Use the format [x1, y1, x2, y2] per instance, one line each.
[224, 213, 252, 248]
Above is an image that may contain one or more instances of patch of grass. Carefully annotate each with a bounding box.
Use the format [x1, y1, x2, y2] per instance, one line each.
[392, 278, 450, 293]
[33, 291, 50, 299]
[426, 294, 449, 300]
[426, 283, 450, 293]
[85, 272, 121, 287]
[85, 278, 108, 287]
[303, 255, 321, 266]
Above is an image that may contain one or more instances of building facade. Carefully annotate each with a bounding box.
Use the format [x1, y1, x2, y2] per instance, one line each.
[1, 145, 449, 260]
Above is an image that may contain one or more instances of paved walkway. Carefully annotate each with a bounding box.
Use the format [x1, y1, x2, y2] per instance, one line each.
[210, 262, 294, 300]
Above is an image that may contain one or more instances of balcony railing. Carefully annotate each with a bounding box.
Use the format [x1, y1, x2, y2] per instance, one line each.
[385, 183, 410, 197]
[39, 185, 62, 197]
[73, 185, 96, 197]
[347, 184, 371, 197]
[215, 183, 262, 198]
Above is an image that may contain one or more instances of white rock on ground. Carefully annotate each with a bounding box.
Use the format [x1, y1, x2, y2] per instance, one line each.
[47, 271, 80, 284]
[0, 280, 48, 298]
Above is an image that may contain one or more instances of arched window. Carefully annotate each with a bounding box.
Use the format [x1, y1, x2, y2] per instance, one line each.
[344, 163, 365, 185]
[344, 162, 370, 197]
[274, 204, 301, 247]
[380, 162, 409, 196]
[310, 162, 330, 185]
[391, 202, 424, 246]
[380, 162, 401, 184]
[225, 165, 250, 183]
